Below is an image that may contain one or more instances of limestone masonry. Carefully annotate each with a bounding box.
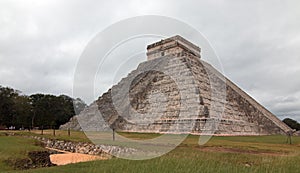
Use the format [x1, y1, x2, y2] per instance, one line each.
[61, 35, 291, 135]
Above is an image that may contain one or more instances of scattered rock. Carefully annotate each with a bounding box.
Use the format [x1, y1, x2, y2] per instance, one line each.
[28, 151, 54, 167]
[5, 151, 54, 170]
[245, 163, 251, 167]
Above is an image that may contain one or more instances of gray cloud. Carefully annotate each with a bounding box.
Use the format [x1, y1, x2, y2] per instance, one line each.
[0, 0, 299, 122]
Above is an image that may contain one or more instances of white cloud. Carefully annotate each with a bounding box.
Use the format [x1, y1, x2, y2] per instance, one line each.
[0, 0, 299, 122]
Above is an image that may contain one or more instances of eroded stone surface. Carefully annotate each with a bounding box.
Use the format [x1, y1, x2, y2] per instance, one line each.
[60, 35, 291, 135]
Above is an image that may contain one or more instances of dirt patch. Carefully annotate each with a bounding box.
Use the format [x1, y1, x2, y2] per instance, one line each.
[197, 146, 288, 156]
[50, 153, 108, 166]
[47, 147, 109, 166]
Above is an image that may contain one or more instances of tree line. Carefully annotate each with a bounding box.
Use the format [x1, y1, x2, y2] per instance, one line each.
[283, 118, 300, 131]
[0, 85, 86, 130]
[1, 85, 299, 131]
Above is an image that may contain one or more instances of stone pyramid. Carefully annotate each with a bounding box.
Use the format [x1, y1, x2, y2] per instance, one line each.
[61, 35, 291, 135]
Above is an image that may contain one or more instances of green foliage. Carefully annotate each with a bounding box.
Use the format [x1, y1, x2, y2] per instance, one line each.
[0, 85, 87, 129]
[0, 86, 25, 128]
[283, 118, 300, 131]
[29, 94, 77, 129]
[13, 95, 32, 128]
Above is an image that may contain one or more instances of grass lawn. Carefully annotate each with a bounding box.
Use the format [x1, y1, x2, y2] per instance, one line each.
[0, 133, 45, 172]
[1, 131, 300, 173]
[3, 130, 91, 143]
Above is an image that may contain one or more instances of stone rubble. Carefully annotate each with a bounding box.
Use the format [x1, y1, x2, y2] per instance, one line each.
[28, 136, 137, 157]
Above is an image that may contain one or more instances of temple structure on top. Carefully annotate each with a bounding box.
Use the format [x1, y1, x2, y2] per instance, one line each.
[146, 35, 201, 60]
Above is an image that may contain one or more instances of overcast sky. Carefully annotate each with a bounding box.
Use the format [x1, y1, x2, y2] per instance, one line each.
[0, 0, 299, 122]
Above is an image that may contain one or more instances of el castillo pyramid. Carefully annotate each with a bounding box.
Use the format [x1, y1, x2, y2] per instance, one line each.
[61, 35, 291, 135]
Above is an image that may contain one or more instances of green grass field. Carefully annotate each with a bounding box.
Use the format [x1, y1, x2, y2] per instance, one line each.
[0, 131, 300, 173]
[0, 133, 45, 172]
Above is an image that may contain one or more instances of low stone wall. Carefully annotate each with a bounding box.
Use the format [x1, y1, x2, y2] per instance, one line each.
[4, 132, 138, 158]
[28, 136, 137, 157]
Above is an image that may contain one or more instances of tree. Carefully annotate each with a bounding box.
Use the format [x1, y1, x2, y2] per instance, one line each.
[29, 94, 85, 129]
[14, 95, 32, 129]
[0, 85, 86, 130]
[52, 95, 76, 129]
[283, 118, 300, 131]
[29, 94, 48, 129]
[0, 86, 20, 127]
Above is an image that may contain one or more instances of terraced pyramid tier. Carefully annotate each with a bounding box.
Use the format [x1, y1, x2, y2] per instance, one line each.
[61, 35, 291, 135]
